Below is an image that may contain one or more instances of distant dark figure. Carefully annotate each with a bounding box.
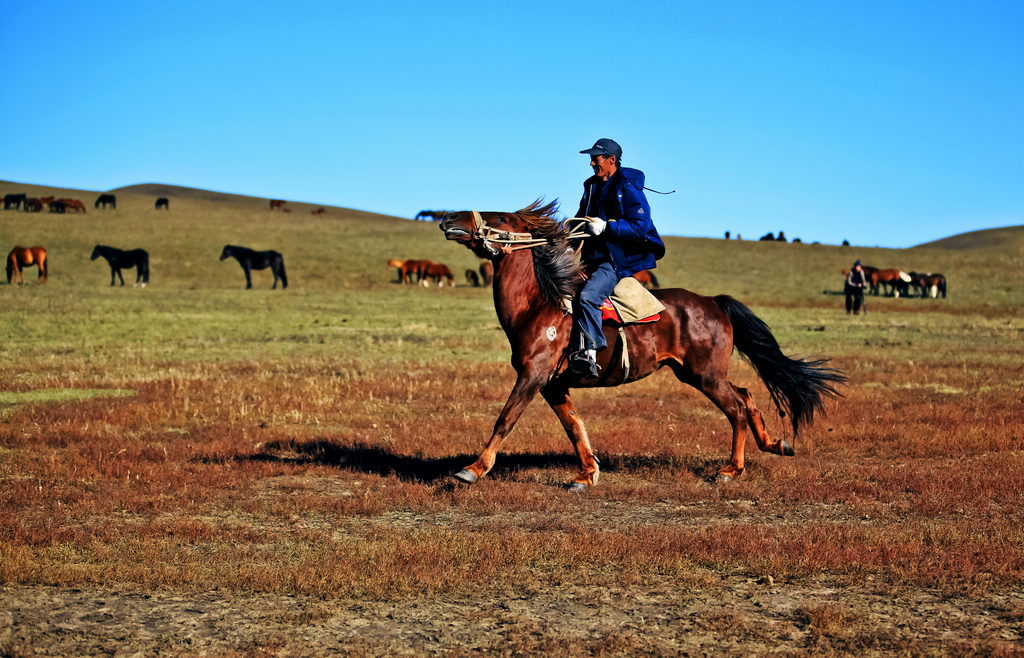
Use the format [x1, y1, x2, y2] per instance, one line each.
[479, 261, 493, 286]
[91, 245, 149, 286]
[792, 238, 802, 243]
[724, 231, 730, 240]
[311, 207, 325, 215]
[48, 200, 66, 213]
[776, 231, 786, 242]
[415, 210, 447, 221]
[465, 268, 480, 286]
[269, 199, 286, 211]
[842, 239, 850, 247]
[61, 198, 87, 213]
[759, 232, 775, 241]
[220, 245, 287, 289]
[155, 197, 169, 210]
[95, 194, 116, 209]
[844, 260, 869, 315]
[23, 198, 43, 212]
[4, 193, 26, 210]
[7, 245, 48, 284]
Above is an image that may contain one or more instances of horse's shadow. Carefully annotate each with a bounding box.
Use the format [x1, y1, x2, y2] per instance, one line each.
[247, 438, 727, 484]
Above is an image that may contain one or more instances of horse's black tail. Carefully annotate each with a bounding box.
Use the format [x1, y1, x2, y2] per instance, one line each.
[140, 253, 149, 283]
[715, 295, 845, 435]
[278, 258, 288, 289]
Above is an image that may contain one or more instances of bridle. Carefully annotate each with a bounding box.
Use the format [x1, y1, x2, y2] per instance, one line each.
[468, 211, 591, 256]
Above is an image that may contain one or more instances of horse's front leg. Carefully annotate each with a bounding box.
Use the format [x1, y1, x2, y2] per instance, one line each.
[115, 268, 125, 286]
[242, 263, 253, 289]
[542, 385, 600, 490]
[453, 370, 546, 485]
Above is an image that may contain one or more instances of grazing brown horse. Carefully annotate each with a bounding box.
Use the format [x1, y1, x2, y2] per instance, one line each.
[479, 261, 493, 285]
[421, 262, 454, 286]
[440, 201, 844, 488]
[269, 199, 286, 211]
[870, 268, 912, 297]
[465, 268, 481, 286]
[311, 207, 325, 215]
[7, 246, 48, 284]
[60, 198, 87, 213]
[632, 269, 660, 289]
[387, 258, 433, 284]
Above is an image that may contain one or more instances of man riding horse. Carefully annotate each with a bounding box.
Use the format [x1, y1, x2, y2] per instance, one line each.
[570, 138, 665, 378]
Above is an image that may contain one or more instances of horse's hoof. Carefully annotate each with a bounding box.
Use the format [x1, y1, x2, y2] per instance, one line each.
[718, 473, 732, 484]
[567, 482, 589, 492]
[781, 440, 794, 456]
[452, 469, 478, 485]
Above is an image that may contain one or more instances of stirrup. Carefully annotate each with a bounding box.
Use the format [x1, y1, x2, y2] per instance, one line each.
[569, 351, 600, 378]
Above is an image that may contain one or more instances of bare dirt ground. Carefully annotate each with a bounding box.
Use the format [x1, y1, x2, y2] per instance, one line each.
[4, 483, 1023, 656]
[3, 577, 1022, 655]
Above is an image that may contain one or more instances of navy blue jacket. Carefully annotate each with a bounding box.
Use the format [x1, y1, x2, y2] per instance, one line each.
[575, 167, 665, 278]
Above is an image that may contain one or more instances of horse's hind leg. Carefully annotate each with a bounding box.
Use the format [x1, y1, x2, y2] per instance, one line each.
[670, 362, 750, 481]
[732, 385, 793, 457]
[542, 385, 599, 490]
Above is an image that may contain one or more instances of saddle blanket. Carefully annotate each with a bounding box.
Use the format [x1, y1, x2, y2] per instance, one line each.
[603, 276, 665, 325]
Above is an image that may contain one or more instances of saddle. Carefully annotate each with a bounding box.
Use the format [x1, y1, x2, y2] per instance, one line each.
[563, 276, 666, 381]
[600, 276, 665, 325]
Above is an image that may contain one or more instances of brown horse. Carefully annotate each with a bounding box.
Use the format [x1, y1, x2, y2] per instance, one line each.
[387, 258, 433, 284]
[60, 198, 87, 213]
[870, 268, 912, 297]
[421, 262, 454, 286]
[269, 199, 286, 211]
[632, 269, 660, 289]
[7, 246, 48, 284]
[440, 201, 844, 488]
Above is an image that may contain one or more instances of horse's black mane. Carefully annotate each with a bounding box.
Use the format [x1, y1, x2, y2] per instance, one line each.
[513, 200, 583, 307]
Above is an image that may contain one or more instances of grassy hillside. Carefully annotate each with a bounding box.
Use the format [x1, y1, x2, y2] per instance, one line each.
[4, 179, 1021, 306]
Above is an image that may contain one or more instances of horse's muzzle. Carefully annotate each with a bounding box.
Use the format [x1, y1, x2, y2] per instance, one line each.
[440, 216, 471, 241]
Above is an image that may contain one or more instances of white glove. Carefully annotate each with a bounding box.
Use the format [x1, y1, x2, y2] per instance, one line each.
[585, 217, 607, 236]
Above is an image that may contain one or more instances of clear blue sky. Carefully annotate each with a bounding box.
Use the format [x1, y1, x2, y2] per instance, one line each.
[3, 1, 1022, 247]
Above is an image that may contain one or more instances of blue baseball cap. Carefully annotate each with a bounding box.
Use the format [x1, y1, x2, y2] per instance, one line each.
[580, 138, 622, 159]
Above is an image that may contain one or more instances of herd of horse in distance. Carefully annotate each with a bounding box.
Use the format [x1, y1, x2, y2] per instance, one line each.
[3, 191, 948, 298]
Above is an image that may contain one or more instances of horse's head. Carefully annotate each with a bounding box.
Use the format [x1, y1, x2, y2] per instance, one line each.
[439, 200, 565, 259]
[219, 245, 233, 261]
[90, 245, 102, 261]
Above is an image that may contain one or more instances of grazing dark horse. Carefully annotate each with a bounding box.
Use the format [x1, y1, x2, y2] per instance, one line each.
[155, 197, 169, 210]
[465, 268, 481, 286]
[633, 269, 660, 289]
[910, 272, 947, 298]
[48, 199, 66, 214]
[440, 201, 844, 488]
[311, 207, 326, 215]
[4, 193, 26, 210]
[220, 245, 288, 289]
[95, 194, 116, 209]
[6, 246, 48, 284]
[415, 210, 447, 221]
[22, 198, 42, 212]
[269, 199, 286, 211]
[90, 245, 149, 286]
